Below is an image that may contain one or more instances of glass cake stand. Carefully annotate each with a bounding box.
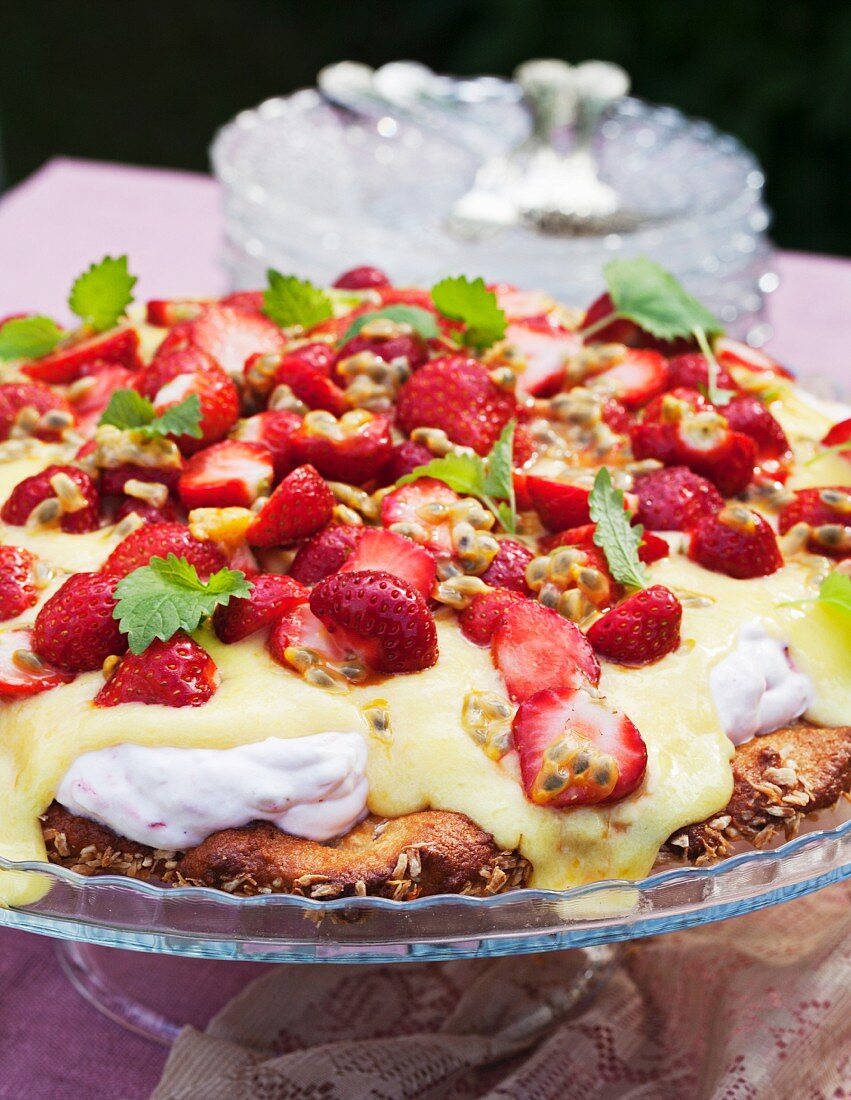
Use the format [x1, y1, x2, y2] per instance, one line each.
[1, 814, 849, 1043]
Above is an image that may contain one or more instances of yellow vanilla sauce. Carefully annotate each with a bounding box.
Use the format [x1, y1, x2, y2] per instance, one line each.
[0, 361, 849, 906]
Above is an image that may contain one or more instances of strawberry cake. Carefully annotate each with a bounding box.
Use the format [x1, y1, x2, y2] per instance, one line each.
[0, 256, 849, 906]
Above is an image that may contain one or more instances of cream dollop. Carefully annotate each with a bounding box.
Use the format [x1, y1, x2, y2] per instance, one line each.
[709, 623, 814, 746]
[56, 733, 368, 849]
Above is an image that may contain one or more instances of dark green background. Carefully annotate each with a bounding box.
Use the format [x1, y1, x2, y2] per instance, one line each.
[1, 0, 848, 254]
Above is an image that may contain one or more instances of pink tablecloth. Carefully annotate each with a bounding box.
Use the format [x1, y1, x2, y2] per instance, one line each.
[0, 158, 848, 1100]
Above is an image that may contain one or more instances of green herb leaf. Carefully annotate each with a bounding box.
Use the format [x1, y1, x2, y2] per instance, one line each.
[98, 389, 203, 439]
[589, 467, 647, 590]
[431, 275, 506, 349]
[113, 555, 252, 654]
[693, 326, 735, 407]
[339, 305, 440, 346]
[69, 255, 137, 332]
[805, 438, 851, 467]
[397, 452, 487, 497]
[482, 420, 517, 533]
[601, 257, 722, 343]
[0, 315, 63, 360]
[817, 571, 851, 619]
[263, 270, 333, 329]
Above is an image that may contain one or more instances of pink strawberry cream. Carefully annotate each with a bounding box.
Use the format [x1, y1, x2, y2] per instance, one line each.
[55, 733, 368, 848]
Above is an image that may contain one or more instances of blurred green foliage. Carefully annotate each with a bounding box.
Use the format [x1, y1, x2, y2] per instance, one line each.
[0, 0, 848, 254]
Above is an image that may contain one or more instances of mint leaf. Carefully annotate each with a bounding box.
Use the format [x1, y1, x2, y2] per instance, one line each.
[113, 555, 252, 654]
[693, 326, 734, 407]
[0, 315, 62, 360]
[818, 571, 851, 619]
[431, 276, 506, 350]
[339, 305, 440, 346]
[263, 270, 333, 328]
[482, 420, 517, 533]
[397, 453, 487, 497]
[589, 467, 647, 590]
[69, 255, 137, 332]
[600, 257, 722, 343]
[805, 438, 851, 467]
[98, 389, 202, 439]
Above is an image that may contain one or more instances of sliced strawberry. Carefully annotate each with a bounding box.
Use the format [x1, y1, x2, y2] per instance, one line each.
[714, 336, 793, 379]
[778, 487, 851, 558]
[145, 298, 211, 327]
[95, 633, 219, 708]
[480, 538, 534, 594]
[213, 573, 307, 643]
[459, 588, 526, 646]
[513, 471, 533, 512]
[0, 382, 75, 442]
[512, 423, 536, 468]
[634, 466, 724, 531]
[104, 522, 226, 579]
[513, 686, 647, 806]
[0, 628, 74, 699]
[336, 329, 428, 373]
[591, 348, 669, 409]
[233, 410, 301, 479]
[502, 320, 579, 398]
[244, 341, 335, 400]
[21, 327, 141, 384]
[245, 465, 333, 547]
[288, 525, 364, 586]
[268, 601, 352, 667]
[310, 569, 438, 673]
[33, 572, 127, 672]
[177, 304, 286, 379]
[492, 285, 557, 321]
[823, 418, 851, 460]
[333, 265, 390, 290]
[586, 585, 682, 666]
[0, 547, 39, 621]
[339, 528, 435, 599]
[177, 440, 274, 510]
[723, 394, 792, 479]
[638, 531, 671, 564]
[221, 290, 266, 314]
[491, 599, 600, 702]
[1, 464, 100, 532]
[134, 346, 221, 399]
[380, 478, 461, 556]
[377, 286, 435, 310]
[152, 365, 240, 454]
[601, 397, 633, 435]
[273, 355, 348, 415]
[396, 355, 516, 456]
[290, 411, 393, 485]
[666, 353, 738, 395]
[377, 440, 433, 486]
[689, 507, 783, 579]
[69, 364, 137, 435]
[526, 477, 591, 532]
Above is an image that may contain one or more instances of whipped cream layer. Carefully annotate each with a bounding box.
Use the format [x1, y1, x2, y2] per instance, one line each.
[710, 623, 814, 746]
[56, 733, 368, 849]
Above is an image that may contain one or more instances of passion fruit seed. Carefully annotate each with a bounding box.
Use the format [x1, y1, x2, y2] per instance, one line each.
[332, 504, 363, 527]
[49, 471, 88, 514]
[531, 731, 619, 805]
[283, 646, 358, 695]
[112, 511, 147, 538]
[813, 523, 851, 552]
[124, 478, 169, 508]
[31, 560, 54, 589]
[388, 520, 430, 545]
[410, 426, 457, 456]
[26, 497, 62, 530]
[67, 376, 98, 402]
[747, 480, 793, 511]
[362, 698, 392, 742]
[550, 388, 602, 427]
[92, 425, 182, 470]
[245, 353, 283, 397]
[188, 507, 253, 547]
[434, 574, 491, 610]
[102, 654, 122, 680]
[489, 366, 516, 392]
[462, 690, 514, 760]
[268, 384, 308, 416]
[779, 521, 812, 557]
[12, 649, 46, 674]
[819, 489, 851, 514]
[327, 481, 380, 521]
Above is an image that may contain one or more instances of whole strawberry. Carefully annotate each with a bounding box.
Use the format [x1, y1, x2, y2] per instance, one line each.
[289, 411, 393, 485]
[1, 464, 100, 532]
[778, 487, 851, 558]
[104, 522, 226, 579]
[213, 574, 308, 643]
[586, 585, 682, 666]
[288, 525, 364, 585]
[0, 382, 76, 441]
[480, 539, 534, 594]
[152, 365, 240, 454]
[33, 572, 127, 672]
[0, 546, 38, 621]
[459, 588, 526, 646]
[0, 628, 74, 699]
[690, 506, 784, 579]
[245, 464, 334, 547]
[634, 466, 724, 531]
[310, 569, 438, 673]
[395, 355, 516, 456]
[95, 633, 219, 707]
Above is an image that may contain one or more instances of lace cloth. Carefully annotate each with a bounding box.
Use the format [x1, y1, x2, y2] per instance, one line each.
[151, 881, 851, 1100]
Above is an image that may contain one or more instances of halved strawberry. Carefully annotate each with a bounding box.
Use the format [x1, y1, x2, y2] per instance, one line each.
[1, 464, 100, 532]
[714, 336, 793, 379]
[104, 522, 226, 578]
[288, 525, 364, 585]
[491, 599, 600, 702]
[778, 487, 851, 558]
[339, 528, 435, 599]
[689, 506, 784, 578]
[492, 285, 557, 321]
[95, 633, 219, 708]
[176, 304, 286, 378]
[134, 346, 221, 399]
[666, 353, 738, 395]
[591, 348, 669, 409]
[634, 466, 724, 531]
[290, 411, 393, 485]
[0, 382, 75, 442]
[0, 547, 39, 621]
[33, 572, 127, 672]
[99, 462, 182, 499]
[69, 364, 137, 436]
[267, 601, 351, 667]
[21, 327, 141, 384]
[526, 477, 591, 532]
[152, 365, 240, 454]
[823, 418, 851, 460]
[459, 588, 526, 646]
[480, 538, 534, 593]
[638, 531, 671, 564]
[379, 478, 461, 556]
[273, 355, 348, 415]
[502, 320, 580, 397]
[233, 410, 301, 479]
[177, 440, 274, 510]
[586, 585, 682, 666]
[333, 265, 390, 290]
[0, 628, 74, 699]
[145, 298, 211, 327]
[723, 394, 793, 479]
[513, 686, 647, 806]
[377, 440, 434, 486]
[213, 573, 307, 643]
[245, 465, 333, 547]
[396, 355, 516, 456]
[336, 330, 428, 373]
[245, 342, 335, 400]
[310, 569, 438, 673]
[221, 290, 266, 314]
